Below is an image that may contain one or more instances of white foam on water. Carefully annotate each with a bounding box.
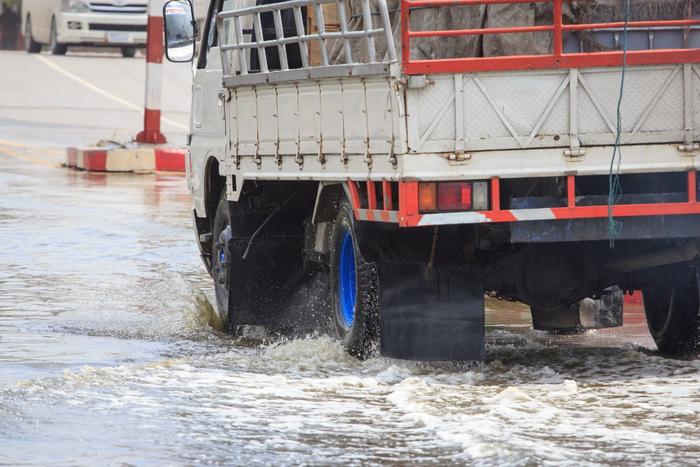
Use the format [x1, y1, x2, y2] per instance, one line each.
[375, 364, 415, 384]
[3, 327, 700, 464]
[262, 335, 352, 364]
[484, 386, 533, 403]
[548, 379, 578, 397]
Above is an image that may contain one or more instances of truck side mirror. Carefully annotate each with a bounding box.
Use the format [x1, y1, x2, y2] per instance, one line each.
[163, 0, 195, 63]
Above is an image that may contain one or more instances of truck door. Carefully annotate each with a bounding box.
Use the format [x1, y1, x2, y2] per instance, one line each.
[189, 0, 234, 217]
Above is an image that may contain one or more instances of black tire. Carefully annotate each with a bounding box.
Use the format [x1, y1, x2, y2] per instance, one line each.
[211, 191, 233, 330]
[330, 200, 379, 359]
[643, 261, 700, 357]
[121, 47, 137, 58]
[24, 17, 41, 53]
[49, 17, 67, 56]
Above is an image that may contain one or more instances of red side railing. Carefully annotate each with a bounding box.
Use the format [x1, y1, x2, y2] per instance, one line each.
[401, 0, 700, 74]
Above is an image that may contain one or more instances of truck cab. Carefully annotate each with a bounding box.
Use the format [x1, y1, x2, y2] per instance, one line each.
[166, 0, 700, 361]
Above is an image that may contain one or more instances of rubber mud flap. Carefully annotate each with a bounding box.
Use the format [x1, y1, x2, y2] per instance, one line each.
[578, 286, 623, 329]
[379, 261, 485, 361]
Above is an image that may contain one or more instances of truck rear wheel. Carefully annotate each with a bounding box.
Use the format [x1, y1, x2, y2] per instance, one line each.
[330, 200, 379, 359]
[642, 261, 700, 357]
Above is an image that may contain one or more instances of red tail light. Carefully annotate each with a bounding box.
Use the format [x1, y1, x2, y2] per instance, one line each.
[438, 182, 472, 211]
[417, 181, 489, 212]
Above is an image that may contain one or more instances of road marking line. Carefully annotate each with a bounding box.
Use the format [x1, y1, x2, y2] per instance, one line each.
[0, 139, 64, 155]
[0, 144, 62, 168]
[35, 55, 189, 132]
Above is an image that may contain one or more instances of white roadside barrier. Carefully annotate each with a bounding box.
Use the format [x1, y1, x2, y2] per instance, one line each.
[66, 146, 186, 173]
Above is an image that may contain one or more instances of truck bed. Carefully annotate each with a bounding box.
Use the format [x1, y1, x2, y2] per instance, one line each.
[224, 63, 699, 182]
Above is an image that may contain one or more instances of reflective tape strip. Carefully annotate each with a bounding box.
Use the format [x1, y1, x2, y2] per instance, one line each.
[416, 208, 554, 225]
[510, 208, 556, 221]
[379, 210, 395, 222]
[356, 209, 399, 223]
[417, 211, 490, 226]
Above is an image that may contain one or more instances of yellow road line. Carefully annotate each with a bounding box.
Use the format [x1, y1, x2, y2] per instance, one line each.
[35, 55, 189, 132]
[0, 139, 64, 155]
[0, 144, 62, 168]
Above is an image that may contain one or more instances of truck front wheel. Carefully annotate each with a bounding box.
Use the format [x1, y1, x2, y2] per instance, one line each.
[211, 191, 233, 329]
[642, 261, 700, 357]
[330, 201, 379, 359]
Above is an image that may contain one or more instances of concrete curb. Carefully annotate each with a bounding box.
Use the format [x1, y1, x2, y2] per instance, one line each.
[65, 146, 186, 173]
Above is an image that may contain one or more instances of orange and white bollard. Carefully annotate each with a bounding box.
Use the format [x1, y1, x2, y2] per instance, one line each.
[136, 0, 167, 144]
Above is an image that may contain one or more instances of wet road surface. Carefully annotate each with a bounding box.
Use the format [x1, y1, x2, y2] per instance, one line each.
[2, 152, 700, 466]
[2, 50, 700, 466]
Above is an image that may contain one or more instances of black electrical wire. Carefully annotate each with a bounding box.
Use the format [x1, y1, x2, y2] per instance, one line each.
[607, 0, 632, 247]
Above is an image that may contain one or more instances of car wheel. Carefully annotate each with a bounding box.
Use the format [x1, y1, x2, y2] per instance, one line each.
[25, 17, 41, 53]
[49, 17, 67, 55]
[121, 47, 137, 58]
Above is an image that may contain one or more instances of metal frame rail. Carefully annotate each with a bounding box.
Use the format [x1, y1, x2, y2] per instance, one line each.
[401, 0, 700, 74]
[217, 0, 397, 86]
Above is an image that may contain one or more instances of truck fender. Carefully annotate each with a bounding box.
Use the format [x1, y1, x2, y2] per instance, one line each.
[203, 155, 226, 221]
[312, 182, 345, 225]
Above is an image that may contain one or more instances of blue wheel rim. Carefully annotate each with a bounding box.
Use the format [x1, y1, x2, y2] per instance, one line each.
[338, 231, 357, 328]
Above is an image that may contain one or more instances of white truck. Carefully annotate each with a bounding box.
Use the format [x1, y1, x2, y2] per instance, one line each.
[165, 0, 700, 360]
[22, 0, 148, 57]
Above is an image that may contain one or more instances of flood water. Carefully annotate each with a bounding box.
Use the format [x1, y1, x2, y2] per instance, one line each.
[2, 153, 700, 465]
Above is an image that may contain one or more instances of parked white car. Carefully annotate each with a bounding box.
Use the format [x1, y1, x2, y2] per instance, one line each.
[22, 0, 148, 57]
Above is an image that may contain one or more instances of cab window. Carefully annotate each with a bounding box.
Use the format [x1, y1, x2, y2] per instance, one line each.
[197, 0, 234, 69]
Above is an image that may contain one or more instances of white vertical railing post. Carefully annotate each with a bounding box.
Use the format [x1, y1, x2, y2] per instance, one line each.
[136, 0, 167, 144]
